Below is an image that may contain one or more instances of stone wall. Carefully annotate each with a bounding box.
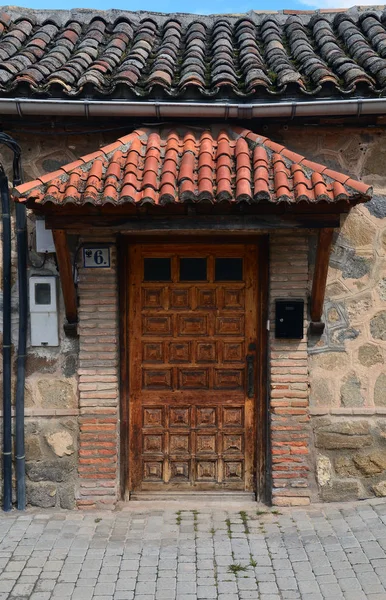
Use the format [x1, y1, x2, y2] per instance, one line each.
[273, 124, 386, 502]
[0, 130, 117, 509]
[0, 232, 79, 508]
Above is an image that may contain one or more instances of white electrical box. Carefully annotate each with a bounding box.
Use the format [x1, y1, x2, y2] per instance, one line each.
[36, 218, 55, 253]
[29, 276, 59, 346]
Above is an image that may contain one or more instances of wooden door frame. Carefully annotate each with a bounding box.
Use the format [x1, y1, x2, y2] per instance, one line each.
[118, 234, 270, 501]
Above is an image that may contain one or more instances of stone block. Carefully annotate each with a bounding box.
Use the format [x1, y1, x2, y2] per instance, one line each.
[340, 210, 376, 247]
[318, 421, 370, 435]
[25, 435, 44, 461]
[59, 483, 76, 509]
[316, 421, 372, 450]
[371, 451, 386, 470]
[45, 430, 75, 457]
[373, 481, 386, 497]
[346, 293, 372, 321]
[310, 378, 334, 406]
[27, 482, 57, 508]
[26, 458, 75, 482]
[310, 352, 349, 371]
[378, 419, 386, 440]
[358, 344, 384, 367]
[317, 432, 372, 449]
[37, 378, 76, 408]
[374, 374, 386, 406]
[340, 374, 364, 407]
[342, 253, 371, 280]
[321, 479, 363, 502]
[378, 277, 386, 301]
[363, 140, 386, 181]
[313, 417, 333, 428]
[25, 421, 45, 461]
[353, 454, 384, 476]
[366, 195, 386, 219]
[335, 456, 359, 477]
[316, 455, 332, 487]
[370, 311, 386, 341]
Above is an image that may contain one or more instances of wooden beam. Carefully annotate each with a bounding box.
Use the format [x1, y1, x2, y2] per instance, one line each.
[45, 214, 342, 232]
[52, 229, 78, 329]
[310, 227, 334, 335]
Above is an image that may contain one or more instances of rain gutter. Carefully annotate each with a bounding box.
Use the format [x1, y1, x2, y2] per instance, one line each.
[1, 97, 386, 119]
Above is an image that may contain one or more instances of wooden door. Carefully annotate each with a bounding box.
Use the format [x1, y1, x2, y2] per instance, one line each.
[128, 243, 258, 492]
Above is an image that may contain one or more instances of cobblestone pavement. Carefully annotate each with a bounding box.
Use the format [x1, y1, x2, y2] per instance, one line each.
[0, 499, 386, 600]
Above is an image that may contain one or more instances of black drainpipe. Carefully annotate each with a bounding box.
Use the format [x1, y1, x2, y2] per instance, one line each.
[0, 133, 24, 511]
[1, 164, 12, 511]
[14, 178, 26, 510]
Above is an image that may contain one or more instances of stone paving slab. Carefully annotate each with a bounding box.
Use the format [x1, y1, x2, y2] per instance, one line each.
[0, 498, 385, 599]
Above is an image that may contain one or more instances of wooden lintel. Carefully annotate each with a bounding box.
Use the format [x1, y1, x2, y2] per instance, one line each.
[310, 227, 335, 332]
[52, 229, 78, 326]
[45, 215, 341, 232]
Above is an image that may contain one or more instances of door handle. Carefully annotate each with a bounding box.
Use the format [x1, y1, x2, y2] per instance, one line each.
[246, 354, 255, 398]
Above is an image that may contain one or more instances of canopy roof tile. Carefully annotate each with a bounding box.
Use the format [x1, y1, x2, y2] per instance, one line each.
[1, 6, 386, 100]
[13, 126, 372, 207]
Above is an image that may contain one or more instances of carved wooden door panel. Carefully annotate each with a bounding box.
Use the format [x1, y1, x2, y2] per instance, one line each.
[128, 244, 258, 492]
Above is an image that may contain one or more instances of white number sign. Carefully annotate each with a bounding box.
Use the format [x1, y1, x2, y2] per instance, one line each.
[83, 247, 110, 268]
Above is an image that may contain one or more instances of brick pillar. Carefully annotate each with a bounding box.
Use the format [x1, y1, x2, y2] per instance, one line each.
[77, 240, 119, 509]
[269, 233, 310, 506]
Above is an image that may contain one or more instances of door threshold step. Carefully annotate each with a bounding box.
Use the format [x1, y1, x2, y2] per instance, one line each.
[129, 492, 256, 502]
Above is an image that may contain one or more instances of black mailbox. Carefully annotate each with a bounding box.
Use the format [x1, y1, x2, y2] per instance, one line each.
[275, 299, 304, 339]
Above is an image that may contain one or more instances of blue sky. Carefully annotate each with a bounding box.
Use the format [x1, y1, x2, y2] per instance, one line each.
[11, 0, 369, 13]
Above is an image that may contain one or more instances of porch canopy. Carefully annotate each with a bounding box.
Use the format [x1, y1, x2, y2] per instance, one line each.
[13, 125, 372, 333]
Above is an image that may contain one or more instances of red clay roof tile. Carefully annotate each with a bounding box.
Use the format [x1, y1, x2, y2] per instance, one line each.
[13, 125, 373, 207]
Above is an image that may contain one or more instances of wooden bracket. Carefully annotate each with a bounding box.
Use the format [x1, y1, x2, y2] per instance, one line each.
[309, 227, 334, 336]
[52, 229, 78, 333]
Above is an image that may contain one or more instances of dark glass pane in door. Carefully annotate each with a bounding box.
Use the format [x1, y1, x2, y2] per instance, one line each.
[144, 258, 171, 281]
[180, 258, 207, 281]
[215, 258, 243, 281]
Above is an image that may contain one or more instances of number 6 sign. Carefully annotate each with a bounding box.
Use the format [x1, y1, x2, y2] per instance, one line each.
[83, 247, 110, 268]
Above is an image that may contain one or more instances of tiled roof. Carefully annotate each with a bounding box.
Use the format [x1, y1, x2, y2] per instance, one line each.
[14, 126, 372, 207]
[1, 7, 386, 99]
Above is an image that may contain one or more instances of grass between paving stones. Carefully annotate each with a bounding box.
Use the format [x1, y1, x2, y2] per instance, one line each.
[228, 563, 248, 574]
[175, 509, 199, 529]
[225, 518, 232, 539]
[192, 509, 198, 532]
[209, 522, 219, 591]
[214, 557, 218, 591]
[239, 510, 250, 534]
